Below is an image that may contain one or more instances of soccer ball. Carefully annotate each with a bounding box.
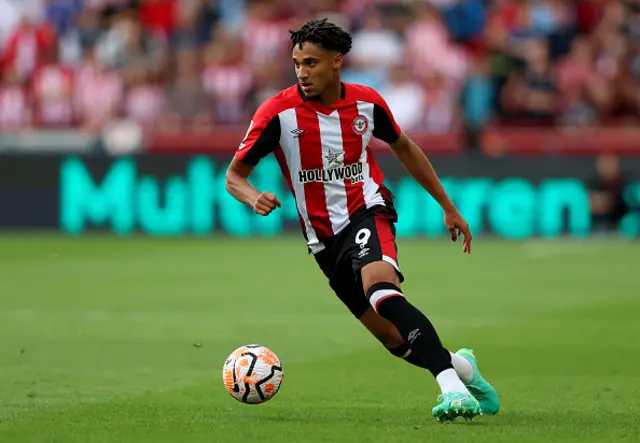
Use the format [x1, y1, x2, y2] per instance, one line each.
[222, 344, 284, 404]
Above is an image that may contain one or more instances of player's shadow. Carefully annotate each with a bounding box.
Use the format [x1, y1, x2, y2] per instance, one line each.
[256, 407, 492, 426]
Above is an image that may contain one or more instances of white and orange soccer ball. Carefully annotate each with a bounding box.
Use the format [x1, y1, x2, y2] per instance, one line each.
[222, 344, 284, 404]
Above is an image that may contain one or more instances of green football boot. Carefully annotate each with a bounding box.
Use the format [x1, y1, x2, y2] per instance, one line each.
[431, 392, 482, 422]
[456, 348, 500, 415]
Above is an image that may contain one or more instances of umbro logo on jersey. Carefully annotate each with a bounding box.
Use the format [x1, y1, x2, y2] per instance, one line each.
[290, 128, 304, 138]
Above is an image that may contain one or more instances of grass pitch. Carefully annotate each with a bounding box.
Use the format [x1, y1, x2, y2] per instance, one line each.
[0, 234, 639, 442]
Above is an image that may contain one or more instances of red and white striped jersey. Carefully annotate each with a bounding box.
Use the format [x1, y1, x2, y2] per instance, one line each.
[235, 83, 402, 253]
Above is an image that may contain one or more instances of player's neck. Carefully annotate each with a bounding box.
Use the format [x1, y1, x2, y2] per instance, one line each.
[316, 81, 342, 106]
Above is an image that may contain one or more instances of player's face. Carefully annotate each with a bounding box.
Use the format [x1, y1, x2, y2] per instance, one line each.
[292, 42, 342, 99]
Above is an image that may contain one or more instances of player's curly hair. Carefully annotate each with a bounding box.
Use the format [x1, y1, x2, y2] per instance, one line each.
[289, 18, 352, 55]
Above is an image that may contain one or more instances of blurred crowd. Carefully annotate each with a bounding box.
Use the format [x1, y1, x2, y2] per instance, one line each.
[1, 0, 640, 135]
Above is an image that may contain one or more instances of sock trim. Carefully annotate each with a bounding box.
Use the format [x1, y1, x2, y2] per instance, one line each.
[366, 282, 404, 312]
[370, 289, 404, 311]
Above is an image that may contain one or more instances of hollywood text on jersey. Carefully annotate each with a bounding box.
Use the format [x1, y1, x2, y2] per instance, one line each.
[298, 162, 364, 184]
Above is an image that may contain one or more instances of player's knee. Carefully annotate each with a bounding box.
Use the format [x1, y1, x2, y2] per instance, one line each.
[361, 261, 400, 292]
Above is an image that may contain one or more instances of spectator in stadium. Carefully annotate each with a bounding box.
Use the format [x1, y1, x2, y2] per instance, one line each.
[3, 0, 640, 135]
[31, 45, 76, 128]
[105, 6, 166, 78]
[170, 0, 216, 52]
[405, 2, 468, 86]
[157, 47, 211, 133]
[422, 69, 462, 133]
[0, 0, 47, 50]
[202, 25, 253, 125]
[556, 36, 610, 127]
[2, 9, 56, 82]
[0, 65, 31, 131]
[461, 56, 493, 132]
[482, 0, 522, 117]
[344, 5, 404, 90]
[592, 28, 629, 120]
[501, 38, 558, 125]
[122, 68, 166, 130]
[74, 45, 124, 133]
[56, 5, 102, 66]
[240, 0, 290, 67]
[379, 61, 425, 131]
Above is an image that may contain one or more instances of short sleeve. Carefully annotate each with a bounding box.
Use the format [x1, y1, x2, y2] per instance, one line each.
[235, 102, 281, 166]
[371, 92, 402, 144]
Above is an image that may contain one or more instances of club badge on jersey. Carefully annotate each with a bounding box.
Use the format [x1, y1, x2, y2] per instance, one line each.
[351, 115, 368, 135]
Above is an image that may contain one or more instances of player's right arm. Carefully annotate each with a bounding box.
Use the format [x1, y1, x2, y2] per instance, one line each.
[225, 101, 282, 216]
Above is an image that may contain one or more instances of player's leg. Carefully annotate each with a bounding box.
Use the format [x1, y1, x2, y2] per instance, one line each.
[357, 306, 431, 369]
[360, 261, 464, 384]
[312, 236, 432, 370]
[349, 214, 481, 421]
[359, 303, 499, 416]
[313, 215, 495, 419]
[347, 289, 473, 377]
[358, 306, 477, 379]
[349, 215, 459, 382]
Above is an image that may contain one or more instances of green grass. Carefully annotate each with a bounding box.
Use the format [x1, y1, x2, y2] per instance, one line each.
[0, 234, 639, 442]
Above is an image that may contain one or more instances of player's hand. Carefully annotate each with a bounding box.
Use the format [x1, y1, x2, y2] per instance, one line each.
[444, 209, 472, 254]
[253, 191, 282, 216]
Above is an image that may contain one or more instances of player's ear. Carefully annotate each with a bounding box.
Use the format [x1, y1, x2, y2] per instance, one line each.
[333, 53, 343, 70]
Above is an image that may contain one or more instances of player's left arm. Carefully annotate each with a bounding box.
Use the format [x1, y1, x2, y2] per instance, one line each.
[372, 94, 472, 253]
[388, 133, 452, 211]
